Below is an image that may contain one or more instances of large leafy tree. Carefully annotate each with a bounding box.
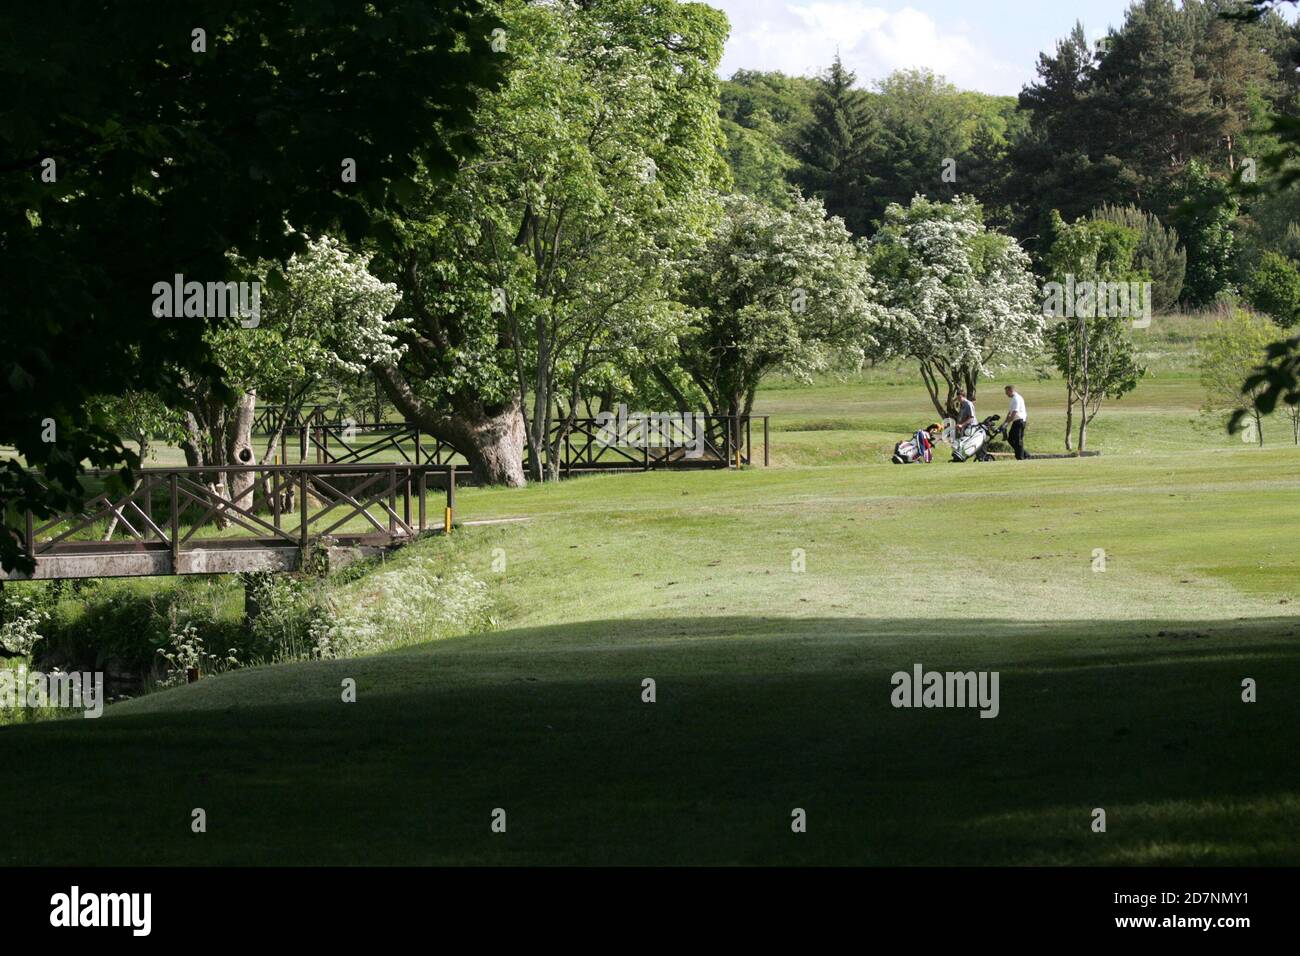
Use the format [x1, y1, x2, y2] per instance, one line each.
[863, 70, 1020, 228]
[869, 196, 1043, 419]
[671, 193, 881, 423]
[1161, 159, 1241, 305]
[719, 71, 816, 206]
[372, 0, 729, 485]
[0, 0, 502, 571]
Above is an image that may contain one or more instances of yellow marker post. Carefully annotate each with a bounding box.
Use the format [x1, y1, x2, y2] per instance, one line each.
[444, 465, 456, 534]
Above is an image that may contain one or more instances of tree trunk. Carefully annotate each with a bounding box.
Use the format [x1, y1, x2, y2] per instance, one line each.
[1064, 398, 1074, 452]
[961, 367, 979, 407]
[376, 364, 527, 486]
[226, 390, 258, 513]
[918, 362, 950, 419]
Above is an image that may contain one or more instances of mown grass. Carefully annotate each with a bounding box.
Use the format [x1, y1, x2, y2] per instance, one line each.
[2, 309, 1297, 864]
[2, 441, 1297, 864]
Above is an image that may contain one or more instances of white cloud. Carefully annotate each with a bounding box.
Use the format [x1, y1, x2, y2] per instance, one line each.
[715, 1, 1026, 96]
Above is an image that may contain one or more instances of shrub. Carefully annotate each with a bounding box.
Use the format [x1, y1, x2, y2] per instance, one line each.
[1244, 252, 1300, 327]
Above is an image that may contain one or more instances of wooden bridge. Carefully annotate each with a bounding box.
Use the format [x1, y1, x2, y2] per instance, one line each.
[3, 410, 768, 582]
[1, 464, 457, 581]
[261, 410, 770, 471]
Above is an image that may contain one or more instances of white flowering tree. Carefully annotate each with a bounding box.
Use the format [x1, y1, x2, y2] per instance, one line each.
[674, 192, 882, 424]
[869, 195, 1043, 419]
[178, 235, 405, 512]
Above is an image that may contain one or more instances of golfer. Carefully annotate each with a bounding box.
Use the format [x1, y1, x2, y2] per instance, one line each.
[954, 389, 976, 435]
[1004, 385, 1028, 460]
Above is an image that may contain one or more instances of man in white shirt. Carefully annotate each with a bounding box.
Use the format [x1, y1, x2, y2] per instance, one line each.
[1004, 385, 1028, 460]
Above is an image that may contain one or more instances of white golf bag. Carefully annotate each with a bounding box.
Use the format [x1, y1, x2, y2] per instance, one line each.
[951, 415, 1001, 463]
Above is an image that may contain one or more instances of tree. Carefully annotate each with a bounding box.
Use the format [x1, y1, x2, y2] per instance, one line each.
[90, 393, 185, 466]
[868, 196, 1043, 419]
[1091, 203, 1187, 312]
[1201, 310, 1276, 444]
[1244, 251, 1300, 325]
[1006, 22, 1118, 253]
[672, 193, 881, 426]
[88, 392, 186, 539]
[721, 112, 800, 207]
[1220, 2, 1300, 429]
[1043, 210, 1149, 450]
[1162, 160, 1240, 305]
[792, 57, 877, 235]
[178, 236, 406, 514]
[1008, 3, 1290, 261]
[719, 71, 817, 205]
[371, 0, 729, 485]
[1049, 318, 1145, 453]
[0, 0, 503, 572]
[863, 70, 999, 225]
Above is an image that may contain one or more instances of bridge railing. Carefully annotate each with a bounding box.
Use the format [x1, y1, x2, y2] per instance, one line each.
[290, 422, 461, 467]
[251, 403, 353, 435]
[527, 414, 768, 474]
[17, 464, 458, 570]
[259, 415, 770, 471]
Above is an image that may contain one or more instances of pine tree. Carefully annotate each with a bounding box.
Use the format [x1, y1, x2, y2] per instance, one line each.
[792, 56, 876, 235]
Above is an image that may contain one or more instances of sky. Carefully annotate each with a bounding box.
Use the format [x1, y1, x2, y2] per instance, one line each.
[709, 0, 1145, 96]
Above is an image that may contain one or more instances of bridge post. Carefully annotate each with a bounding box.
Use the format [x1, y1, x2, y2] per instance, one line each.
[388, 468, 397, 535]
[299, 471, 308, 550]
[271, 470, 281, 529]
[418, 468, 426, 532]
[24, 510, 34, 562]
[445, 466, 456, 534]
[169, 474, 179, 569]
[403, 466, 411, 530]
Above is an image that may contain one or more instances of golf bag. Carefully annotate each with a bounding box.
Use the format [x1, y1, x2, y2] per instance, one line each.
[891, 428, 934, 464]
[951, 415, 1001, 463]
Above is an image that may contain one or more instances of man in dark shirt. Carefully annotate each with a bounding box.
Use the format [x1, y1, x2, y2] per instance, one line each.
[954, 389, 976, 436]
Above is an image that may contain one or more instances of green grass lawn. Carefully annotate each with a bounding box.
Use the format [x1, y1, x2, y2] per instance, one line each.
[3, 441, 1298, 864]
[3, 312, 1297, 865]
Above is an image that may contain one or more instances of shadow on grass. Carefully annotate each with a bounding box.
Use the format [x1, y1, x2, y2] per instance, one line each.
[2, 614, 1297, 866]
